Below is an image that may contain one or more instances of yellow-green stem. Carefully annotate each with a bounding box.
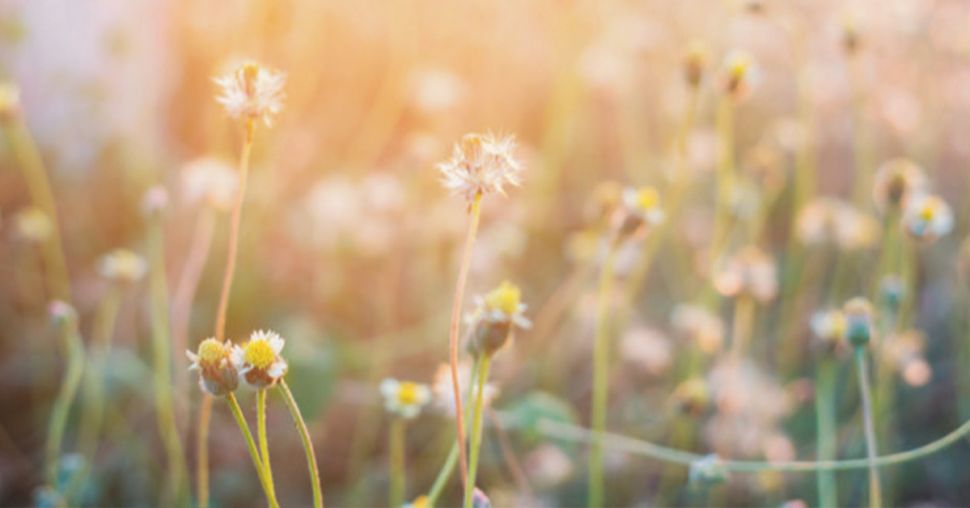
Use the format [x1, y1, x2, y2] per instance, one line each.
[226, 393, 280, 508]
[712, 97, 736, 258]
[389, 417, 407, 508]
[45, 312, 86, 487]
[815, 358, 838, 507]
[428, 356, 482, 506]
[588, 245, 616, 508]
[279, 379, 324, 508]
[197, 395, 213, 508]
[257, 389, 277, 501]
[463, 354, 492, 508]
[855, 347, 882, 508]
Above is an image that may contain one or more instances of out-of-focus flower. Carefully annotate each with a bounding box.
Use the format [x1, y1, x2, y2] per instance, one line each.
[231, 330, 288, 388]
[712, 246, 777, 302]
[670, 304, 724, 354]
[842, 298, 875, 348]
[763, 433, 796, 462]
[810, 309, 846, 355]
[214, 61, 286, 126]
[881, 330, 932, 387]
[99, 249, 147, 283]
[902, 193, 953, 242]
[408, 68, 466, 114]
[620, 326, 671, 376]
[438, 133, 523, 202]
[187, 338, 238, 396]
[672, 377, 711, 416]
[872, 159, 927, 214]
[841, 12, 861, 54]
[796, 198, 879, 250]
[705, 358, 791, 458]
[13, 206, 53, 243]
[466, 281, 531, 357]
[719, 50, 757, 99]
[48, 300, 77, 327]
[611, 185, 664, 242]
[584, 180, 624, 229]
[524, 444, 573, 487]
[0, 82, 21, 120]
[879, 275, 905, 312]
[181, 157, 239, 211]
[403, 495, 432, 508]
[471, 488, 492, 508]
[432, 361, 499, 417]
[141, 185, 168, 217]
[380, 378, 431, 419]
[683, 40, 709, 88]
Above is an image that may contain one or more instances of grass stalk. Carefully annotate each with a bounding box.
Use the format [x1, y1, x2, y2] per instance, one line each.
[389, 417, 407, 508]
[45, 308, 86, 487]
[588, 244, 616, 507]
[815, 358, 838, 507]
[226, 393, 280, 508]
[257, 389, 277, 502]
[463, 353, 492, 508]
[278, 379, 324, 508]
[854, 347, 882, 508]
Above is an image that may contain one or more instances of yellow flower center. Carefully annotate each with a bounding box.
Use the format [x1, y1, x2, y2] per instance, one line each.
[244, 339, 276, 370]
[412, 495, 431, 508]
[919, 202, 936, 221]
[635, 186, 660, 211]
[460, 133, 485, 161]
[197, 338, 227, 365]
[397, 382, 422, 405]
[241, 63, 260, 94]
[485, 281, 521, 315]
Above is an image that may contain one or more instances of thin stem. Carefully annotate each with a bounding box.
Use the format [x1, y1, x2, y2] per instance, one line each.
[815, 359, 838, 507]
[257, 389, 277, 502]
[427, 356, 482, 506]
[712, 97, 736, 257]
[389, 418, 407, 508]
[855, 347, 883, 508]
[448, 191, 484, 493]
[729, 296, 755, 361]
[148, 211, 187, 505]
[487, 407, 533, 498]
[278, 379, 324, 508]
[463, 354, 492, 508]
[197, 395, 213, 508]
[588, 244, 616, 508]
[45, 314, 86, 486]
[226, 393, 280, 508]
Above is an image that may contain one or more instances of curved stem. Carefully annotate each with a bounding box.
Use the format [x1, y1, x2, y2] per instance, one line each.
[588, 244, 615, 508]
[257, 389, 277, 502]
[427, 356, 482, 506]
[45, 315, 86, 486]
[278, 379, 324, 508]
[463, 354, 492, 508]
[196, 395, 213, 508]
[855, 347, 882, 508]
[389, 418, 407, 508]
[226, 393, 279, 508]
[448, 192, 484, 494]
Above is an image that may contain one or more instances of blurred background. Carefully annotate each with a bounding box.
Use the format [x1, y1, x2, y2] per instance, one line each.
[2, 0, 970, 506]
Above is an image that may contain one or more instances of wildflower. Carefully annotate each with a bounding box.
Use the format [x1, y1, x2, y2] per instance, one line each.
[842, 298, 875, 348]
[612, 186, 664, 240]
[48, 300, 77, 327]
[13, 206, 52, 243]
[432, 361, 499, 417]
[841, 13, 861, 54]
[718, 50, 756, 99]
[879, 275, 905, 312]
[187, 338, 239, 396]
[181, 157, 239, 211]
[902, 193, 953, 242]
[99, 249, 147, 283]
[380, 378, 432, 419]
[403, 495, 432, 508]
[881, 330, 931, 387]
[712, 246, 778, 302]
[683, 41, 708, 88]
[231, 330, 288, 388]
[872, 158, 927, 214]
[796, 198, 879, 250]
[620, 326, 671, 376]
[141, 185, 169, 217]
[0, 82, 20, 120]
[672, 378, 711, 416]
[408, 68, 466, 114]
[810, 309, 847, 355]
[466, 281, 532, 357]
[671, 304, 725, 354]
[437, 133, 523, 202]
[214, 61, 286, 126]
[689, 454, 727, 486]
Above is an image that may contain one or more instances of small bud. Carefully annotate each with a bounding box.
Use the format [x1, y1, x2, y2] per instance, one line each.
[187, 338, 239, 396]
[467, 281, 531, 357]
[718, 50, 756, 100]
[99, 249, 147, 283]
[141, 185, 169, 217]
[683, 41, 708, 88]
[672, 378, 710, 416]
[842, 298, 875, 348]
[879, 275, 905, 313]
[48, 300, 77, 328]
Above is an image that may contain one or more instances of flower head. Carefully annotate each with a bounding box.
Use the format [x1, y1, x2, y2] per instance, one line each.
[141, 185, 169, 217]
[437, 133, 523, 202]
[182, 157, 239, 211]
[672, 377, 711, 416]
[231, 330, 288, 388]
[466, 281, 531, 357]
[614, 186, 665, 239]
[13, 206, 53, 244]
[99, 249, 147, 283]
[902, 193, 953, 242]
[810, 309, 847, 356]
[719, 50, 757, 99]
[842, 297, 875, 348]
[712, 246, 777, 302]
[683, 41, 709, 88]
[380, 378, 432, 419]
[48, 300, 78, 328]
[872, 158, 927, 214]
[187, 338, 239, 396]
[214, 61, 286, 126]
[0, 82, 21, 120]
[403, 495, 432, 508]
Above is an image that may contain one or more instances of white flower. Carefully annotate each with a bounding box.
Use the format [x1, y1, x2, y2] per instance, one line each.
[181, 157, 239, 211]
[620, 186, 665, 227]
[903, 193, 953, 242]
[437, 133, 523, 201]
[99, 249, 147, 283]
[214, 61, 286, 126]
[810, 309, 847, 342]
[187, 338, 238, 396]
[231, 330, 288, 388]
[13, 206, 52, 243]
[380, 378, 432, 419]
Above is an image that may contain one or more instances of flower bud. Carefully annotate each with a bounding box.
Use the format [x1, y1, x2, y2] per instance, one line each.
[466, 281, 531, 357]
[842, 298, 875, 348]
[187, 338, 239, 396]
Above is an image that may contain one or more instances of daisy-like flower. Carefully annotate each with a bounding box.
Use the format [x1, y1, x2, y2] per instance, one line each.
[187, 338, 239, 396]
[718, 50, 757, 99]
[842, 298, 875, 348]
[99, 249, 147, 283]
[466, 280, 532, 357]
[712, 246, 778, 302]
[672, 377, 711, 416]
[231, 330, 288, 388]
[403, 495, 432, 508]
[214, 61, 286, 127]
[181, 157, 239, 211]
[0, 82, 20, 120]
[872, 158, 927, 214]
[671, 304, 724, 354]
[380, 378, 432, 419]
[13, 206, 52, 244]
[437, 133, 523, 202]
[810, 309, 847, 355]
[432, 361, 499, 417]
[796, 198, 879, 250]
[613, 186, 665, 240]
[902, 193, 953, 242]
[683, 40, 709, 88]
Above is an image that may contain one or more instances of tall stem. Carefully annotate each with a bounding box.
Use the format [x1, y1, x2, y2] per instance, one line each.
[257, 389, 277, 501]
[588, 245, 616, 508]
[463, 354, 492, 508]
[226, 393, 280, 508]
[197, 395, 213, 508]
[389, 418, 407, 508]
[815, 358, 838, 507]
[855, 347, 882, 508]
[448, 192, 484, 493]
[428, 356, 482, 506]
[148, 210, 187, 505]
[45, 312, 86, 487]
[278, 379, 324, 508]
[729, 296, 755, 361]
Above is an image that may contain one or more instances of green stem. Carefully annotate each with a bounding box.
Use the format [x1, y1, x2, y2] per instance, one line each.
[855, 347, 882, 508]
[588, 244, 615, 508]
[279, 379, 324, 508]
[45, 311, 86, 486]
[197, 395, 213, 508]
[815, 359, 838, 507]
[390, 418, 407, 508]
[148, 211, 187, 505]
[729, 296, 755, 360]
[257, 389, 277, 502]
[427, 356, 482, 506]
[226, 393, 279, 508]
[712, 97, 736, 257]
[463, 354, 492, 508]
